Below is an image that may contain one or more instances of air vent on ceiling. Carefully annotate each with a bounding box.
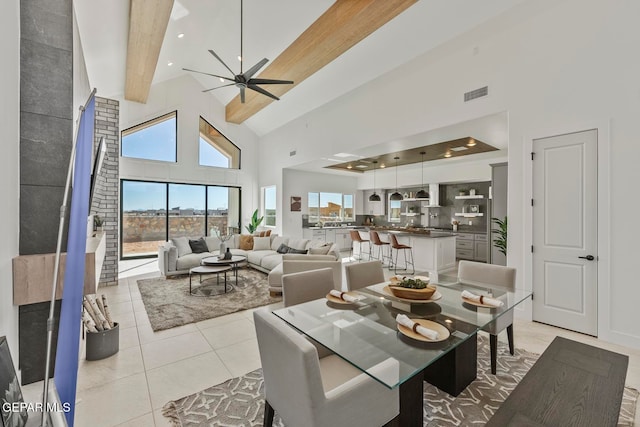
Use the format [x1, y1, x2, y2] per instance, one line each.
[464, 86, 488, 102]
[290, 150, 296, 156]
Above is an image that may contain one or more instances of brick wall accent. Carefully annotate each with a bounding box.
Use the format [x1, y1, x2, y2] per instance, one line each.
[92, 97, 119, 286]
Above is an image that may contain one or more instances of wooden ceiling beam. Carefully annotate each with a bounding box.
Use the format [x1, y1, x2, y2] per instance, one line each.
[225, 0, 417, 124]
[124, 0, 174, 103]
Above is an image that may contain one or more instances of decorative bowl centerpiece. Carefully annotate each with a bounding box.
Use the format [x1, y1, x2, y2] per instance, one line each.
[388, 276, 436, 300]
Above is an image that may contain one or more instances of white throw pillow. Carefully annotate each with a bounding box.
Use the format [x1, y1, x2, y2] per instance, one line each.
[225, 234, 238, 249]
[309, 245, 331, 255]
[171, 236, 192, 257]
[204, 236, 221, 252]
[271, 236, 289, 251]
[253, 236, 271, 251]
[288, 238, 310, 250]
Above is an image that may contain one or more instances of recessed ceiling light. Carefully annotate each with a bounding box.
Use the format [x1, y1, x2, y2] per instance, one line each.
[167, 61, 173, 66]
[334, 153, 357, 158]
[444, 152, 452, 158]
[467, 138, 476, 147]
[450, 146, 468, 152]
[355, 165, 368, 169]
[177, 33, 185, 38]
[380, 164, 386, 168]
[346, 165, 353, 169]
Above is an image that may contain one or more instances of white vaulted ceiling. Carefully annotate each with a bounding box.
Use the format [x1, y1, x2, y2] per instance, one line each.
[74, 0, 526, 136]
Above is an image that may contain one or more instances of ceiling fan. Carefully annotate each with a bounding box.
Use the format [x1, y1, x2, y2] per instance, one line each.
[183, 0, 293, 103]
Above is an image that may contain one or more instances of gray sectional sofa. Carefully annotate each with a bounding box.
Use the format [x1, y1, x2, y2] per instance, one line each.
[158, 234, 340, 295]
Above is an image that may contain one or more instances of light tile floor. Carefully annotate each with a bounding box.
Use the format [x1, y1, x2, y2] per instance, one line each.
[22, 256, 640, 426]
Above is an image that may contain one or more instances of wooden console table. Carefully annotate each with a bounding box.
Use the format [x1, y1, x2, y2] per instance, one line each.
[12, 232, 107, 305]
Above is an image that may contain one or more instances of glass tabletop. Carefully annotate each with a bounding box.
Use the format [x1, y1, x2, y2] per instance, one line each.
[272, 282, 531, 389]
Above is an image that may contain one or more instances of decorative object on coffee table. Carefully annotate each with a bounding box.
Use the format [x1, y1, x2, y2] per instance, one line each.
[211, 226, 234, 255]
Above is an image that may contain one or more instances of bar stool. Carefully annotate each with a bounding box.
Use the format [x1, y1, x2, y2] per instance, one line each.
[389, 233, 415, 275]
[349, 230, 371, 261]
[369, 231, 391, 266]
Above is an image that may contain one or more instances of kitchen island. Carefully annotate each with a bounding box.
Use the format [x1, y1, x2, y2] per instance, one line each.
[357, 227, 457, 281]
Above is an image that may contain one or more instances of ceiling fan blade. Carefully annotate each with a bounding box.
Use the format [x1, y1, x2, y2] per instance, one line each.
[242, 58, 269, 80]
[202, 83, 235, 93]
[248, 78, 294, 85]
[208, 49, 237, 76]
[183, 68, 235, 82]
[240, 87, 246, 103]
[248, 84, 280, 101]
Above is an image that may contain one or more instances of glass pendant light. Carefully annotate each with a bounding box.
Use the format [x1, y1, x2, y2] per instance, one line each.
[390, 156, 404, 201]
[369, 160, 381, 202]
[415, 151, 429, 199]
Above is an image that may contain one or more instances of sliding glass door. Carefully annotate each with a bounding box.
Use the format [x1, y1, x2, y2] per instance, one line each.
[121, 180, 241, 259]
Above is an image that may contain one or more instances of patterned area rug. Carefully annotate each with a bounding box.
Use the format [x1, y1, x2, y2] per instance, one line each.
[162, 336, 639, 426]
[137, 268, 281, 331]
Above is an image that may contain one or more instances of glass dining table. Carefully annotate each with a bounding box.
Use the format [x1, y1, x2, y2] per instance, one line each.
[273, 280, 532, 426]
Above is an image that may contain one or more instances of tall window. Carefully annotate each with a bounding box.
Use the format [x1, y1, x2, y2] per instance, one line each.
[388, 195, 401, 223]
[121, 112, 177, 162]
[308, 192, 355, 223]
[121, 179, 241, 258]
[263, 186, 276, 227]
[199, 117, 240, 168]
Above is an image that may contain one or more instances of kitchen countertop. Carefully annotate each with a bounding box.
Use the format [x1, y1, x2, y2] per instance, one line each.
[366, 226, 456, 238]
[306, 226, 366, 230]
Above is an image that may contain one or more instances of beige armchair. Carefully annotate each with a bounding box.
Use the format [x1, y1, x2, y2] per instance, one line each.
[254, 309, 399, 427]
[458, 260, 517, 374]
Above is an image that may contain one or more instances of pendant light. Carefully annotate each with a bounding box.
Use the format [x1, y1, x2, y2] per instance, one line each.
[390, 156, 404, 201]
[415, 151, 429, 199]
[369, 160, 381, 202]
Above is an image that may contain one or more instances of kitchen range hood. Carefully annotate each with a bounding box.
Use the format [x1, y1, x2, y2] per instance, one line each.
[426, 183, 440, 207]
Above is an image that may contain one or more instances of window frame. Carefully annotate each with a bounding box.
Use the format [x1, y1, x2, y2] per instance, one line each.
[262, 186, 277, 228]
[121, 111, 178, 163]
[198, 116, 242, 169]
[307, 192, 355, 223]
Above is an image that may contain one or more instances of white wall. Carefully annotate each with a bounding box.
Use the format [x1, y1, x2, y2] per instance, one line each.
[281, 170, 359, 238]
[260, 0, 640, 348]
[0, 0, 21, 364]
[118, 75, 260, 228]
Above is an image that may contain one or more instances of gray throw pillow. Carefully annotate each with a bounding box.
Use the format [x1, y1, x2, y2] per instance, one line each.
[171, 236, 192, 257]
[189, 237, 208, 254]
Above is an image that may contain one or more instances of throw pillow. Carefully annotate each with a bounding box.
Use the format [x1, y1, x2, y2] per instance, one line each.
[253, 236, 271, 251]
[253, 230, 272, 237]
[271, 236, 288, 251]
[239, 235, 254, 250]
[287, 247, 308, 254]
[288, 238, 310, 250]
[276, 243, 290, 254]
[309, 244, 331, 255]
[188, 237, 209, 254]
[171, 236, 192, 257]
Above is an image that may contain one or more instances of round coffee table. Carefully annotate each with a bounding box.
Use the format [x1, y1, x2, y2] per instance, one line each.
[189, 265, 233, 296]
[201, 255, 247, 288]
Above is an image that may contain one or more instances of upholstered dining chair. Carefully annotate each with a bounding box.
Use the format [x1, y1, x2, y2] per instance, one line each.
[254, 309, 399, 427]
[282, 268, 336, 307]
[457, 260, 517, 374]
[349, 230, 371, 261]
[369, 230, 391, 266]
[345, 260, 385, 291]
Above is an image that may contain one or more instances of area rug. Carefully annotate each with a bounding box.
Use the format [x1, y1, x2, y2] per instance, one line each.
[162, 336, 639, 426]
[137, 268, 281, 331]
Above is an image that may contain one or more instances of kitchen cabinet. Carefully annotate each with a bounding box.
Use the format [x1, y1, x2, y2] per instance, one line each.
[455, 232, 487, 262]
[334, 229, 353, 251]
[304, 228, 353, 251]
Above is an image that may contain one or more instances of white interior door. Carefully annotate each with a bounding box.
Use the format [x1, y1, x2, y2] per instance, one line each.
[532, 129, 598, 335]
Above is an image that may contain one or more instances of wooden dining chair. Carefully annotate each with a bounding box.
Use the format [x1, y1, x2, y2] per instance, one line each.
[254, 309, 399, 427]
[458, 260, 517, 374]
[282, 268, 336, 307]
[345, 260, 385, 291]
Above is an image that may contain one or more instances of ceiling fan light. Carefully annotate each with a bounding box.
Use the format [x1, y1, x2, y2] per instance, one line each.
[415, 189, 429, 199]
[369, 192, 381, 202]
[390, 191, 403, 201]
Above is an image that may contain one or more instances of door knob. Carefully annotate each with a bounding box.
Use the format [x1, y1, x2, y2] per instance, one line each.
[578, 255, 595, 261]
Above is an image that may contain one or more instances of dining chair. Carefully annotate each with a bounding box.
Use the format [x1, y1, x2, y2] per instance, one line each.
[254, 309, 399, 427]
[457, 260, 517, 374]
[369, 231, 392, 266]
[345, 260, 385, 291]
[349, 230, 371, 261]
[282, 268, 336, 307]
[388, 233, 415, 275]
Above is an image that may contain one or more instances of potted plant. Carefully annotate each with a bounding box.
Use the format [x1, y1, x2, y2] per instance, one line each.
[458, 188, 467, 196]
[94, 215, 104, 232]
[492, 216, 508, 256]
[245, 209, 264, 234]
